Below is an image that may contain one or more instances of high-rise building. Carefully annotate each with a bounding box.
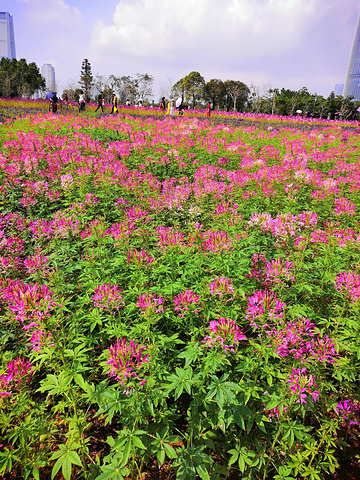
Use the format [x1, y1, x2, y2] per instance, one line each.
[41, 63, 56, 92]
[334, 84, 344, 96]
[0, 12, 16, 59]
[344, 14, 360, 100]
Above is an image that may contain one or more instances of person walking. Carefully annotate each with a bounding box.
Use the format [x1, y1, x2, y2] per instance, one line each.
[78, 91, 86, 112]
[206, 102, 211, 118]
[159, 97, 166, 112]
[111, 93, 118, 114]
[50, 94, 58, 113]
[95, 91, 104, 113]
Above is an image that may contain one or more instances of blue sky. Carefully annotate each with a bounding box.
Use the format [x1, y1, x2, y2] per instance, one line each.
[2, 0, 359, 98]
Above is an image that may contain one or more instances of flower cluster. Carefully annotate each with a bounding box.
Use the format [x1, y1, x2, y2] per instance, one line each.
[335, 398, 360, 429]
[136, 292, 164, 315]
[173, 290, 201, 317]
[334, 197, 355, 216]
[23, 253, 49, 275]
[0, 357, 34, 398]
[105, 338, 149, 386]
[202, 317, 246, 353]
[92, 284, 124, 310]
[264, 258, 294, 285]
[287, 367, 319, 404]
[266, 317, 337, 363]
[127, 248, 154, 266]
[246, 290, 285, 328]
[209, 276, 234, 297]
[335, 270, 360, 303]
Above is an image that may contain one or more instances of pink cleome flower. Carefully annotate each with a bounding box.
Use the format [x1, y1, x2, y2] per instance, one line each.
[106, 338, 149, 386]
[127, 248, 154, 266]
[203, 317, 246, 353]
[264, 258, 294, 285]
[92, 284, 124, 310]
[246, 289, 285, 328]
[173, 290, 201, 317]
[0, 357, 34, 398]
[334, 197, 355, 216]
[209, 276, 234, 297]
[287, 367, 319, 404]
[136, 292, 164, 315]
[335, 270, 360, 303]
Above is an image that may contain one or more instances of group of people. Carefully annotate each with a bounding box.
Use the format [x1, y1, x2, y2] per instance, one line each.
[48, 92, 211, 117]
[159, 97, 211, 117]
[159, 97, 187, 116]
[94, 92, 119, 113]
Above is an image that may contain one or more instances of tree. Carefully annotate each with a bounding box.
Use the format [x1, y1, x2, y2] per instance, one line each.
[223, 80, 249, 112]
[93, 74, 106, 94]
[173, 72, 205, 108]
[0, 57, 45, 98]
[204, 79, 226, 110]
[248, 83, 264, 113]
[79, 59, 93, 101]
[136, 73, 154, 103]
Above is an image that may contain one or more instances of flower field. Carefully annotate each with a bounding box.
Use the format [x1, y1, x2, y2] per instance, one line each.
[1, 106, 360, 480]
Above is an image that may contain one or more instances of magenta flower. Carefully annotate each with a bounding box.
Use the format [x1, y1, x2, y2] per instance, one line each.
[156, 226, 185, 251]
[203, 317, 246, 353]
[28, 328, 54, 352]
[264, 258, 294, 285]
[266, 317, 337, 364]
[246, 290, 285, 328]
[287, 367, 319, 404]
[23, 254, 49, 275]
[209, 276, 234, 297]
[173, 290, 201, 317]
[0, 357, 34, 398]
[334, 197, 355, 216]
[105, 338, 149, 386]
[247, 252, 267, 281]
[201, 230, 233, 253]
[92, 284, 124, 310]
[127, 248, 154, 266]
[136, 292, 164, 315]
[1, 281, 59, 323]
[84, 193, 99, 205]
[335, 398, 360, 429]
[335, 270, 360, 303]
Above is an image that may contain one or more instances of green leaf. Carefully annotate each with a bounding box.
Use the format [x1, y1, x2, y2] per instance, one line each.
[228, 448, 239, 466]
[132, 436, 146, 450]
[163, 443, 177, 459]
[62, 456, 72, 480]
[177, 461, 196, 480]
[51, 457, 63, 480]
[122, 439, 132, 464]
[196, 463, 210, 480]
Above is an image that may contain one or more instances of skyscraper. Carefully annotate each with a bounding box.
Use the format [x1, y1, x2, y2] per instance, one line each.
[344, 14, 360, 101]
[41, 64, 56, 92]
[0, 12, 16, 59]
[334, 84, 344, 96]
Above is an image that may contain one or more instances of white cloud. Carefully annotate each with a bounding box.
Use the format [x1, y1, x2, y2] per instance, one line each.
[90, 0, 318, 64]
[21, 0, 83, 26]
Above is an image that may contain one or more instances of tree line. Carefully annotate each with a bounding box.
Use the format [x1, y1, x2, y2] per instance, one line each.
[0, 57, 45, 98]
[1, 57, 359, 119]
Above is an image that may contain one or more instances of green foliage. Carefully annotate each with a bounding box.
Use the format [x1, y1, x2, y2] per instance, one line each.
[0, 57, 45, 98]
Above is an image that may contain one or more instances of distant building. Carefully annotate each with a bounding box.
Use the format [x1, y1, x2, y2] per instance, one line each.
[0, 12, 16, 59]
[41, 63, 56, 92]
[344, 13, 360, 100]
[334, 84, 344, 96]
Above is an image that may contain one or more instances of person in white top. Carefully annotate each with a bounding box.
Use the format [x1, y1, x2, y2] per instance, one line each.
[78, 91, 86, 112]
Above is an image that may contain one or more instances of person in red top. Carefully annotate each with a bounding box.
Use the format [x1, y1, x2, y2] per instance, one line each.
[206, 102, 211, 118]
